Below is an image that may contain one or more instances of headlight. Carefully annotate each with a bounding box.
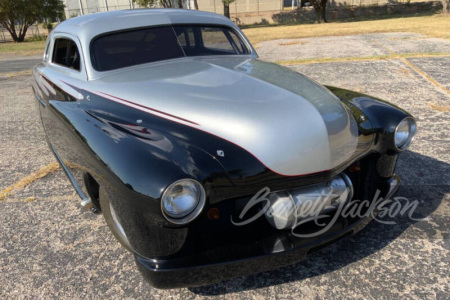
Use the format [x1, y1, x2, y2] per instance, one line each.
[161, 179, 206, 224]
[394, 117, 416, 151]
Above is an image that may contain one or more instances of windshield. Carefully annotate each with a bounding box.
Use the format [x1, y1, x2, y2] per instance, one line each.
[91, 25, 251, 72]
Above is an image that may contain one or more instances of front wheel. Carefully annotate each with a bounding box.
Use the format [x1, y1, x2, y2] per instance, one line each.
[99, 187, 133, 252]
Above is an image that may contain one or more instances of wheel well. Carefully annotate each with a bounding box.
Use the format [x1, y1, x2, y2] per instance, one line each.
[83, 172, 101, 212]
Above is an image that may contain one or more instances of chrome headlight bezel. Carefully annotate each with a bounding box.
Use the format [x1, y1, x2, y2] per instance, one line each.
[394, 117, 416, 151]
[161, 178, 206, 225]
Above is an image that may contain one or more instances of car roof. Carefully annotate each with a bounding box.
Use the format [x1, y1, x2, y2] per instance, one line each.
[54, 9, 237, 43]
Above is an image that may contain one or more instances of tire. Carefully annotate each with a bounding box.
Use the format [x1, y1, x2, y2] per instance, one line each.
[99, 187, 133, 252]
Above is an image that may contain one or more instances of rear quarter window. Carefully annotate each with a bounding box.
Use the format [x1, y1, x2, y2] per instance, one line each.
[52, 38, 80, 71]
[201, 28, 235, 52]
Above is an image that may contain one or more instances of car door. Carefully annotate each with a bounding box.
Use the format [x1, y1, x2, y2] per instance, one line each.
[33, 33, 92, 199]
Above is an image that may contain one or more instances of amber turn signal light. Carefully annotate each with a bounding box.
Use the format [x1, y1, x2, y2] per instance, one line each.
[207, 207, 220, 220]
[349, 163, 360, 172]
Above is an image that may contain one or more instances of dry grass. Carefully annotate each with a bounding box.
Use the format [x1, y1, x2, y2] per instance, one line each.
[1, 15, 448, 56]
[243, 14, 450, 44]
[400, 57, 450, 94]
[0, 69, 32, 77]
[24, 197, 37, 202]
[277, 51, 450, 94]
[276, 52, 450, 65]
[0, 40, 45, 56]
[0, 162, 60, 201]
[279, 40, 308, 46]
[2, 195, 76, 203]
[277, 55, 392, 65]
[396, 67, 415, 76]
[429, 102, 450, 112]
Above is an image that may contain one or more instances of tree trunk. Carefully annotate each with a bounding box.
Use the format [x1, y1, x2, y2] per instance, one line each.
[312, 0, 328, 23]
[1, 22, 21, 42]
[11, 32, 21, 42]
[160, 0, 172, 7]
[17, 33, 26, 42]
[313, 6, 324, 23]
[321, 0, 328, 22]
[443, 0, 450, 13]
[321, 5, 327, 22]
[224, 3, 230, 18]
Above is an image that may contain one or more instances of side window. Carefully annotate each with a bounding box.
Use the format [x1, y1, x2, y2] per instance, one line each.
[201, 28, 234, 52]
[52, 38, 80, 71]
[67, 41, 80, 70]
[53, 39, 69, 65]
[228, 31, 247, 54]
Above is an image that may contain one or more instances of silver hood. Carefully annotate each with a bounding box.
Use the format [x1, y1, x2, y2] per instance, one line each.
[90, 57, 358, 176]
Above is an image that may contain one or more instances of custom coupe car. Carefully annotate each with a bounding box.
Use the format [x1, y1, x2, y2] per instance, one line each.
[32, 9, 416, 288]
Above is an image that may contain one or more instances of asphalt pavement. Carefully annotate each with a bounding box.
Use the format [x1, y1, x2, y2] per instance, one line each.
[0, 55, 41, 73]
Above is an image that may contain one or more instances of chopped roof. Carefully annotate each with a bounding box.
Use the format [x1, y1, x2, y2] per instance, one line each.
[54, 9, 236, 43]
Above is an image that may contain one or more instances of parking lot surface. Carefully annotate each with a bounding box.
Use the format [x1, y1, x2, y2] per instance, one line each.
[0, 33, 449, 299]
[0, 55, 41, 74]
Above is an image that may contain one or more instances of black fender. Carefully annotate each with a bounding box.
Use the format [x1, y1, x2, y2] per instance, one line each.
[36, 77, 234, 258]
[326, 86, 414, 154]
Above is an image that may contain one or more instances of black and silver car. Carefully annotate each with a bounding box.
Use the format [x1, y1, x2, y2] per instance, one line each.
[32, 9, 416, 288]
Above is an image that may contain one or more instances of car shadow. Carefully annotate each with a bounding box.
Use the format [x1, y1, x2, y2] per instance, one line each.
[188, 150, 449, 295]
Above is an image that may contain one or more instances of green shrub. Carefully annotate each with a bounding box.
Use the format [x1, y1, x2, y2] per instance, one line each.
[26, 35, 47, 42]
[42, 22, 54, 30]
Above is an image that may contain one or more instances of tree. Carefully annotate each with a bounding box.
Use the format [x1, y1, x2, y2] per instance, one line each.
[0, 0, 65, 42]
[133, 0, 166, 8]
[222, 0, 235, 18]
[133, 0, 190, 8]
[309, 0, 328, 23]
